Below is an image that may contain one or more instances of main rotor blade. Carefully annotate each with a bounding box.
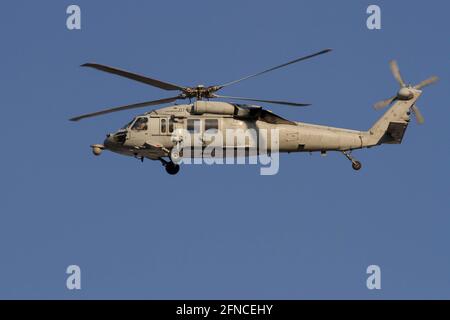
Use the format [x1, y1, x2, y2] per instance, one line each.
[218, 49, 332, 89]
[81, 63, 186, 91]
[373, 96, 396, 110]
[389, 60, 406, 87]
[213, 94, 310, 107]
[414, 76, 439, 90]
[69, 96, 182, 121]
[411, 105, 425, 124]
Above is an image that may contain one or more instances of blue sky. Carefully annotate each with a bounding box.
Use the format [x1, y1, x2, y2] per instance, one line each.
[0, 0, 449, 299]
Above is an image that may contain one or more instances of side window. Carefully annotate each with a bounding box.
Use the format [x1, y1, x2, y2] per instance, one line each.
[160, 118, 167, 133]
[168, 118, 174, 133]
[131, 117, 148, 131]
[187, 119, 201, 133]
[205, 119, 218, 133]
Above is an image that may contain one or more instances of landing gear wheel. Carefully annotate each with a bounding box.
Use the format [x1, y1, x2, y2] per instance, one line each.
[165, 162, 180, 175]
[352, 161, 362, 171]
[342, 151, 362, 171]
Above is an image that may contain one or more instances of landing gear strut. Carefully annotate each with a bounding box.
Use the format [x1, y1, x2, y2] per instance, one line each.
[342, 151, 362, 171]
[159, 158, 180, 175]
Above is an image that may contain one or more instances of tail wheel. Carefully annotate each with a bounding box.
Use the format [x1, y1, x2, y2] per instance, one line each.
[165, 162, 180, 175]
[352, 161, 362, 171]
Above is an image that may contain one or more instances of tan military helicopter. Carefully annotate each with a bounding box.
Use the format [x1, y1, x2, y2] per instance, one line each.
[70, 49, 438, 175]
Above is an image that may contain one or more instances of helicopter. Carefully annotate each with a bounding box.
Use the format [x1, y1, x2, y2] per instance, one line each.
[70, 49, 438, 175]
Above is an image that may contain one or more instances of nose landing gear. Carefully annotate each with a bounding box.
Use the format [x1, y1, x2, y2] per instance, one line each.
[159, 158, 180, 175]
[342, 150, 362, 171]
[165, 162, 180, 175]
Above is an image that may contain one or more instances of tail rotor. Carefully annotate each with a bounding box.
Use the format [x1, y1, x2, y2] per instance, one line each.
[373, 60, 438, 124]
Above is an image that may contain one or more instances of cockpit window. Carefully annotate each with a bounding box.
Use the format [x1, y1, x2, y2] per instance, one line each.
[131, 117, 148, 131]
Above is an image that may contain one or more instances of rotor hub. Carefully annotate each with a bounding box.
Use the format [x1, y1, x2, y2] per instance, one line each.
[182, 85, 219, 100]
[71, 49, 332, 121]
[397, 87, 414, 100]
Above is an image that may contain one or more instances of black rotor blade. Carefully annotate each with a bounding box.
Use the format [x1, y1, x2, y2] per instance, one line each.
[213, 95, 310, 107]
[81, 63, 186, 91]
[218, 49, 332, 89]
[69, 96, 182, 121]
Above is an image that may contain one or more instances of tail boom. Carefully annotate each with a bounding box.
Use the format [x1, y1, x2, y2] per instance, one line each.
[364, 89, 422, 147]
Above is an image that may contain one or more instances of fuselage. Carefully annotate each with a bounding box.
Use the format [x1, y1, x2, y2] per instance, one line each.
[103, 101, 375, 160]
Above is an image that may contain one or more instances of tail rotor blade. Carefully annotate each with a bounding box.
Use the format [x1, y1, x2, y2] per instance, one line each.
[411, 105, 425, 124]
[414, 76, 439, 90]
[373, 96, 396, 110]
[390, 60, 406, 87]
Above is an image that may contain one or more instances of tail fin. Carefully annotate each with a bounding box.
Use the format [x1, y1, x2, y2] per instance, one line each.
[366, 89, 422, 146]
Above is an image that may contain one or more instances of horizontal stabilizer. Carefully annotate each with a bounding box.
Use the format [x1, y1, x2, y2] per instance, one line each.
[382, 122, 409, 144]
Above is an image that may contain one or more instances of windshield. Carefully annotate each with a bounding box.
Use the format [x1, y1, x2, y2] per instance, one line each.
[121, 119, 134, 129]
